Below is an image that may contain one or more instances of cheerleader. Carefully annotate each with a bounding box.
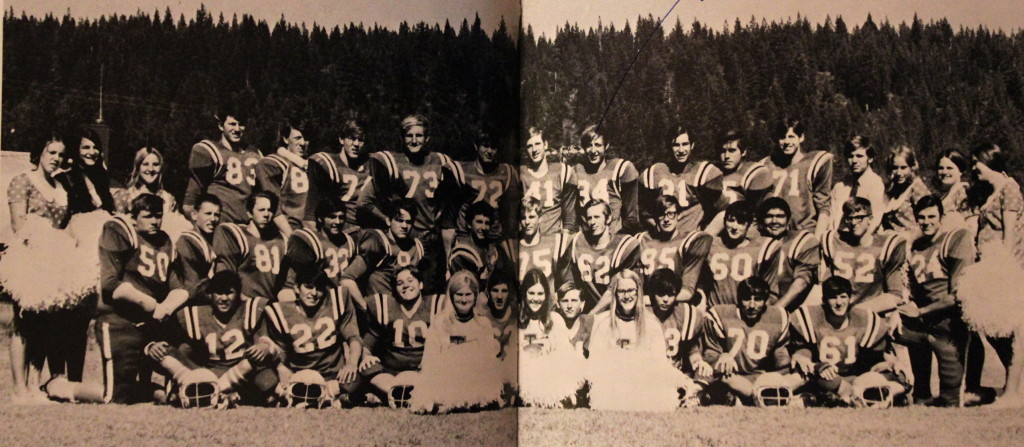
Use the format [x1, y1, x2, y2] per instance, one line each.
[587, 270, 696, 411]
[960, 142, 1024, 406]
[934, 149, 972, 231]
[112, 147, 178, 215]
[410, 271, 504, 412]
[3, 136, 71, 403]
[881, 145, 931, 236]
[60, 128, 115, 214]
[517, 268, 585, 407]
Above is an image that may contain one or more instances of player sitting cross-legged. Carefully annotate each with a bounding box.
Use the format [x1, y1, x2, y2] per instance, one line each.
[701, 277, 803, 406]
[791, 276, 910, 408]
[264, 269, 362, 408]
[145, 271, 279, 408]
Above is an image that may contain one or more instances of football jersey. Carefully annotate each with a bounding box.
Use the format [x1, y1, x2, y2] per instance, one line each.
[518, 232, 568, 281]
[357, 150, 454, 234]
[573, 158, 639, 235]
[304, 151, 370, 232]
[653, 303, 704, 371]
[760, 230, 820, 304]
[700, 235, 781, 307]
[212, 223, 286, 301]
[263, 287, 358, 375]
[97, 216, 173, 322]
[284, 228, 356, 287]
[561, 232, 641, 313]
[168, 229, 215, 301]
[640, 161, 725, 231]
[908, 228, 974, 316]
[448, 237, 515, 283]
[703, 304, 790, 374]
[721, 161, 773, 206]
[183, 139, 262, 225]
[790, 305, 890, 376]
[254, 151, 308, 230]
[448, 160, 519, 238]
[342, 228, 425, 295]
[175, 297, 265, 373]
[759, 150, 833, 232]
[364, 292, 443, 372]
[636, 230, 711, 295]
[521, 161, 578, 235]
[820, 230, 908, 307]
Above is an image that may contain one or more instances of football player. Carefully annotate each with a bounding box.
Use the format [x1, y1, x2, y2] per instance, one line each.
[639, 126, 725, 232]
[183, 108, 263, 224]
[520, 126, 578, 236]
[341, 198, 424, 310]
[264, 269, 362, 407]
[573, 125, 639, 235]
[828, 135, 886, 234]
[304, 119, 370, 233]
[157, 193, 222, 317]
[279, 196, 356, 302]
[635, 194, 711, 304]
[448, 201, 515, 284]
[147, 271, 278, 407]
[255, 120, 310, 238]
[698, 201, 780, 308]
[760, 118, 833, 238]
[820, 196, 907, 313]
[89, 194, 174, 403]
[702, 277, 801, 406]
[560, 198, 641, 314]
[791, 276, 908, 407]
[898, 195, 973, 406]
[447, 127, 519, 239]
[518, 196, 567, 282]
[717, 129, 773, 209]
[648, 268, 705, 374]
[757, 197, 820, 311]
[356, 114, 455, 293]
[212, 191, 287, 302]
[359, 266, 443, 407]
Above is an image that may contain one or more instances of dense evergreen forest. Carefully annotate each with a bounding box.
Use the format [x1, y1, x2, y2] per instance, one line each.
[4, 8, 1024, 196]
[522, 14, 1024, 182]
[1, 7, 520, 195]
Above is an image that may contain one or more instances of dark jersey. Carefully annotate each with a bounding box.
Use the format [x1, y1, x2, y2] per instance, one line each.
[518, 233, 567, 281]
[357, 150, 454, 234]
[97, 216, 173, 322]
[183, 139, 262, 224]
[636, 230, 711, 297]
[908, 228, 974, 321]
[304, 151, 370, 232]
[448, 160, 519, 238]
[760, 230, 820, 305]
[520, 161, 578, 235]
[175, 298, 265, 373]
[759, 150, 833, 232]
[264, 287, 359, 375]
[573, 158, 639, 235]
[820, 230, 908, 307]
[640, 161, 725, 232]
[448, 237, 515, 284]
[791, 306, 890, 376]
[343, 229, 425, 295]
[703, 305, 790, 374]
[654, 303, 704, 371]
[212, 223, 286, 301]
[721, 161, 773, 206]
[284, 228, 356, 287]
[168, 229, 215, 300]
[364, 292, 443, 372]
[700, 235, 781, 307]
[560, 232, 641, 313]
[254, 151, 308, 230]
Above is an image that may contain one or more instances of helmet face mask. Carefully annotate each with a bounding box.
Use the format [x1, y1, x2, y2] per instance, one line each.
[286, 370, 331, 409]
[754, 386, 793, 407]
[852, 372, 895, 409]
[178, 369, 222, 409]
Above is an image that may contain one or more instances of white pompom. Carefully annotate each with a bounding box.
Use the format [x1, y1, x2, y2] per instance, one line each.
[959, 241, 1024, 337]
[410, 340, 506, 413]
[518, 349, 586, 408]
[586, 350, 692, 412]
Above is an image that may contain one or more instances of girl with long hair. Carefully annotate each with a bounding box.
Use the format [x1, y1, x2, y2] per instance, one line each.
[113, 147, 177, 215]
[934, 149, 972, 231]
[516, 268, 584, 407]
[881, 144, 932, 235]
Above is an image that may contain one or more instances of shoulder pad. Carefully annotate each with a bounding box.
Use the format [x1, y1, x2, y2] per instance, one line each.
[792, 306, 818, 344]
[179, 230, 212, 263]
[293, 228, 324, 260]
[222, 223, 250, 258]
[807, 151, 832, 184]
[108, 215, 138, 249]
[182, 306, 202, 340]
[374, 151, 400, 179]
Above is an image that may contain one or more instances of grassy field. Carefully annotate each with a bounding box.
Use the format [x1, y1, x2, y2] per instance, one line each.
[2, 303, 1023, 447]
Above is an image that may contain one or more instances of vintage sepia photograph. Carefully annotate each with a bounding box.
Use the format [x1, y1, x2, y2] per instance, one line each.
[2, 0, 1024, 445]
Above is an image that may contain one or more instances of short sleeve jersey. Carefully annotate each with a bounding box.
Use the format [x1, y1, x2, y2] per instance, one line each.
[254, 153, 308, 230]
[364, 292, 442, 372]
[263, 287, 358, 376]
[97, 216, 173, 321]
[700, 235, 781, 307]
[573, 158, 639, 235]
[284, 228, 356, 287]
[169, 229, 215, 299]
[760, 230, 820, 303]
[636, 230, 711, 295]
[518, 233, 568, 281]
[820, 230, 908, 307]
[563, 232, 641, 312]
[175, 298, 266, 372]
[305, 151, 370, 232]
[358, 150, 454, 234]
[721, 161, 773, 207]
[212, 223, 286, 301]
[521, 161, 577, 235]
[759, 150, 833, 232]
[909, 228, 974, 313]
[790, 306, 890, 376]
[703, 305, 790, 374]
[640, 161, 725, 232]
[449, 160, 519, 237]
[342, 229, 425, 296]
[184, 139, 262, 224]
[654, 303, 704, 371]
